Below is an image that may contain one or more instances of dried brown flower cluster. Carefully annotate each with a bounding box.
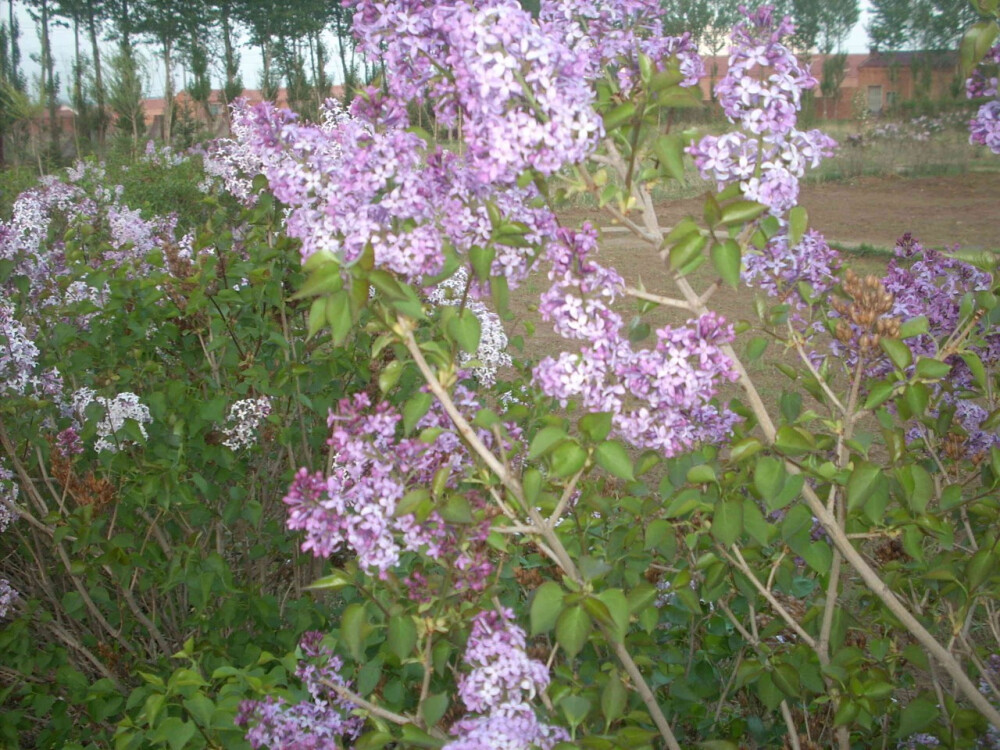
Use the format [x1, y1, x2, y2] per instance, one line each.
[832, 269, 900, 354]
[49, 440, 116, 511]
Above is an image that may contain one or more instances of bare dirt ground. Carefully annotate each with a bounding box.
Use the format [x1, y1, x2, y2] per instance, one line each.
[646, 171, 1000, 251]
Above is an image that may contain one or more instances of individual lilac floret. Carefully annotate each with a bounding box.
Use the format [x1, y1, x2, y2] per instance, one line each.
[966, 43, 1000, 154]
[236, 631, 363, 749]
[428, 267, 513, 386]
[221, 396, 272, 450]
[444, 609, 567, 750]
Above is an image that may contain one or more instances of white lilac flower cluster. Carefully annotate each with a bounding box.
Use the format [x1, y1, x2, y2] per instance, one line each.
[428, 267, 513, 386]
[967, 42, 1000, 154]
[687, 5, 840, 301]
[0, 300, 40, 396]
[0, 460, 18, 619]
[533, 225, 740, 457]
[444, 609, 568, 750]
[71, 388, 153, 453]
[235, 631, 364, 749]
[221, 396, 272, 450]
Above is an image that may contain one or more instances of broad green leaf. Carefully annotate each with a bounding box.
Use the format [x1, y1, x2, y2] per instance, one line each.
[788, 206, 808, 248]
[710, 240, 741, 288]
[388, 616, 417, 660]
[556, 605, 591, 658]
[528, 426, 569, 459]
[595, 440, 634, 481]
[531, 582, 565, 636]
[712, 498, 743, 546]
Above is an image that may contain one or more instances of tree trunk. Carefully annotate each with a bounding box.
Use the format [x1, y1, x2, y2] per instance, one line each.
[72, 14, 82, 156]
[40, 0, 59, 163]
[162, 36, 173, 143]
[86, 1, 106, 149]
[8, 0, 20, 87]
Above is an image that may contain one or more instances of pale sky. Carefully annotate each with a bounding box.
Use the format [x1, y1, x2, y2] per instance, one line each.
[12, 2, 875, 100]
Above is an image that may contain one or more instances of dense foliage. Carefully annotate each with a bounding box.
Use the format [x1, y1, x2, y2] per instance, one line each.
[2, 2, 1000, 750]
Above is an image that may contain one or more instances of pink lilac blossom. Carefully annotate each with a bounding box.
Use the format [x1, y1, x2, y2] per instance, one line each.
[350, 0, 603, 185]
[221, 396, 272, 450]
[283, 389, 497, 583]
[235, 631, 364, 749]
[533, 226, 740, 456]
[444, 609, 567, 750]
[967, 43, 1000, 154]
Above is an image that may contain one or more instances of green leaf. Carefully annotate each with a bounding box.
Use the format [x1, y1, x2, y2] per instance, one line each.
[579, 412, 613, 442]
[603, 102, 636, 130]
[881, 338, 912, 371]
[899, 316, 928, 338]
[960, 20, 999, 75]
[653, 133, 686, 182]
[710, 240, 741, 288]
[421, 693, 449, 729]
[341, 603, 369, 662]
[788, 206, 808, 248]
[669, 231, 707, 271]
[720, 200, 767, 225]
[326, 290, 352, 345]
[644, 519, 675, 554]
[686, 464, 717, 484]
[447, 308, 481, 355]
[306, 570, 354, 592]
[529, 426, 569, 459]
[556, 605, 591, 659]
[729, 437, 764, 462]
[388, 616, 417, 660]
[399, 725, 445, 748]
[712, 498, 743, 546]
[601, 670, 627, 727]
[559, 694, 592, 729]
[864, 381, 897, 410]
[550, 441, 588, 479]
[745, 337, 768, 361]
[895, 694, 938, 739]
[531, 582, 565, 636]
[914, 357, 951, 381]
[594, 441, 634, 481]
[403, 392, 434, 435]
[307, 297, 329, 340]
[594, 589, 629, 643]
[846, 461, 881, 513]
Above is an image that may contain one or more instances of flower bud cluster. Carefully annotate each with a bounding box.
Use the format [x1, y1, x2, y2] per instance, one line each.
[236, 631, 364, 749]
[830, 268, 899, 355]
[444, 609, 568, 750]
[533, 226, 740, 456]
[966, 43, 1000, 154]
[221, 396, 272, 451]
[284, 389, 498, 584]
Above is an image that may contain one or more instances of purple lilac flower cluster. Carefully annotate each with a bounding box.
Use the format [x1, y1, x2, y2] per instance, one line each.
[687, 6, 839, 300]
[221, 396, 272, 450]
[829, 234, 998, 458]
[967, 43, 1000, 154]
[284, 389, 497, 585]
[533, 225, 740, 456]
[231, 97, 556, 290]
[539, 0, 704, 92]
[0, 300, 39, 396]
[351, 0, 603, 185]
[444, 609, 567, 750]
[236, 631, 364, 749]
